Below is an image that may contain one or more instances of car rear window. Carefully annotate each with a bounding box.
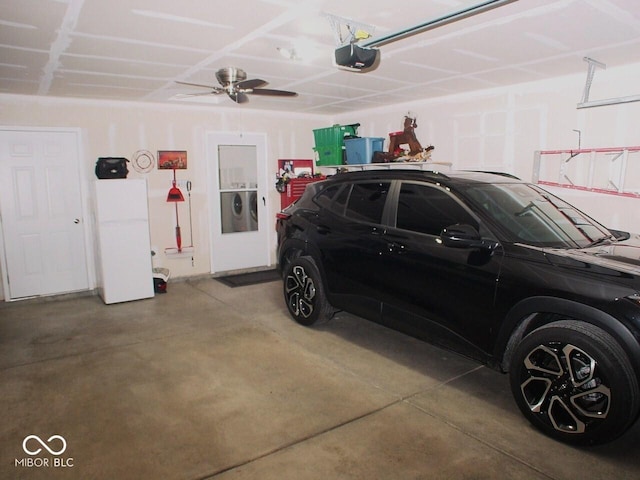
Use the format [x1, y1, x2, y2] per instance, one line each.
[344, 182, 391, 224]
[314, 184, 342, 209]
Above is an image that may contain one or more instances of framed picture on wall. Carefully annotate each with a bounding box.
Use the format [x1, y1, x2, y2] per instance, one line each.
[158, 150, 187, 169]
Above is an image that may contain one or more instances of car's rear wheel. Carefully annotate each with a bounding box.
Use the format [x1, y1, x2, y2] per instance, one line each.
[283, 256, 333, 326]
[509, 320, 639, 445]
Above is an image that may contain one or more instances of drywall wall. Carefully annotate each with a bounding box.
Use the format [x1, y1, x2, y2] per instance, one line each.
[1, 61, 639, 300]
[0, 95, 327, 300]
[334, 62, 640, 233]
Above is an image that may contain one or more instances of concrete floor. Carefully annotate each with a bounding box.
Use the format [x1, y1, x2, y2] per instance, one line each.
[1, 277, 640, 480]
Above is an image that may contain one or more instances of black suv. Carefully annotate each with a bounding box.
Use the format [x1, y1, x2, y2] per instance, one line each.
[276, 169, 640, 445]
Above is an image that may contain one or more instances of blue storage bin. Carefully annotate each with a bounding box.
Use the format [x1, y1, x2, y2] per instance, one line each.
[344, 137, 385, 164]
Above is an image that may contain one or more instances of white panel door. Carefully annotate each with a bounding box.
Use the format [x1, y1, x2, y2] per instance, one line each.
[0, 130, 89, 299]
[207, 133, 270, 273]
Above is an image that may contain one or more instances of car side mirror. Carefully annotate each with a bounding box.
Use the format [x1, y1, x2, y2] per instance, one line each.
[609, 228, 630, 241]
[441, 224, 498, 250]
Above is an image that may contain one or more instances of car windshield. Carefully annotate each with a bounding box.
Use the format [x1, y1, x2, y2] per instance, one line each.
[463, 183, 612, 248]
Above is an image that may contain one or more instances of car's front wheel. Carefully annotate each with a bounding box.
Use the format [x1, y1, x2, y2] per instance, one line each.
[283, 256, 334, 326]
[509, 320, 639, 445]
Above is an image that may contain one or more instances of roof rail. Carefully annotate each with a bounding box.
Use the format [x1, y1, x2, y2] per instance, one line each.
[472, 170, 521, 180]
[332, 168, 452, 181]
[423, 170, 451, 180]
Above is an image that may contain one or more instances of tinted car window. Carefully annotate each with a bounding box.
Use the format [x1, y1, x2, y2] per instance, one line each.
[332, 183, 350, 215]
[344, 182, 390, 224]
[314, 184, 342, 209]
[396, 182, 477, 235]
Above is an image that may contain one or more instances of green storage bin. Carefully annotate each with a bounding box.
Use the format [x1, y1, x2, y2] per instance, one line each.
[313, 123, 360, 147]
[312, 123, 359, 166]
[313, 144, 345, 166]
[313, 124, 360, 150]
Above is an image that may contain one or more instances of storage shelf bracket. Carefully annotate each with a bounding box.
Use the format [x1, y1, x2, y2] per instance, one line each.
[577, 57, 640, 109]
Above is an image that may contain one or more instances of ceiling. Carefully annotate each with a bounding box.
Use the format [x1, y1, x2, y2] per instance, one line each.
[2, 0, 639, 115]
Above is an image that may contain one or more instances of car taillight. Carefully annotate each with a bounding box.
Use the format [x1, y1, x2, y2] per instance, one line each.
[275, 212, 291, 231]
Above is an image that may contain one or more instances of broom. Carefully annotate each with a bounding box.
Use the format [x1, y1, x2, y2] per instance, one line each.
[166, 169, 185, 252]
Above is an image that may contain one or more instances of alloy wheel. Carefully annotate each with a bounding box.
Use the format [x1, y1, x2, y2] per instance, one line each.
[285, 265, 316, 319]
[519, 341, 611, 434]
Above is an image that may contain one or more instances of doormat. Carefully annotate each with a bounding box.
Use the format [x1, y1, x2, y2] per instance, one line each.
[215, 269, 281, 288]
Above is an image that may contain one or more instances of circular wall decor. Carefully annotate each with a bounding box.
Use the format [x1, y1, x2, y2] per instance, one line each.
[131, 150, 155, 173]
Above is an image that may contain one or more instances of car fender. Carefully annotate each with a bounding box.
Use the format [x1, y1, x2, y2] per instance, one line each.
[277, 237, 340, 305]
[496, 296, 640, 377]
[277, 237, 307, 272]
[277, 237, 325, 276]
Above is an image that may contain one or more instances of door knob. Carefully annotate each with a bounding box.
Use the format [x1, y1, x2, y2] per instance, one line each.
[74, 218, 80, 224]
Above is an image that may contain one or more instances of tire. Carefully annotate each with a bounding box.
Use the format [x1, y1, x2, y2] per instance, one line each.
[509, 320, 640, 446]
[283, 256, 334, 326]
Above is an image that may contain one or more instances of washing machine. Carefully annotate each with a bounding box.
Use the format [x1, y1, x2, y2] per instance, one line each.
[248, 191, 259, 231]
[220, 191, 256, 233]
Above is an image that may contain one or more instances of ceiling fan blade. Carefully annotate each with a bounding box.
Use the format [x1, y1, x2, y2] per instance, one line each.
[175, 92, 221, 98]
[176, 81, 223, 92]
[228, 91, 249, 103]
[236, 78, 268, 90]
[178, 69, 296, 104]
[249, 88, 298, 97]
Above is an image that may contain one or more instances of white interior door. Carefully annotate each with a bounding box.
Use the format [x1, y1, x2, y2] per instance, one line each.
[207, 132, 270, 273]
[0, 129, 89, 299]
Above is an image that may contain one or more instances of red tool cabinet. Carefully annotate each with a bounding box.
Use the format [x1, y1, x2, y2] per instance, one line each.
[278, 159, 325, 209]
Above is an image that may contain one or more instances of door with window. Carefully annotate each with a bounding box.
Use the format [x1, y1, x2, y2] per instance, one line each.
[207, 133, 270, 272]
[0, 129, 89, 299]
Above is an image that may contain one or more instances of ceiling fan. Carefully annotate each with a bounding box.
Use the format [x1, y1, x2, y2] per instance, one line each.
[176, 67, 298, 104]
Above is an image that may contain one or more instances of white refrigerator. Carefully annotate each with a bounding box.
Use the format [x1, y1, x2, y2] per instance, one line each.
[94, 179, 154, 304]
